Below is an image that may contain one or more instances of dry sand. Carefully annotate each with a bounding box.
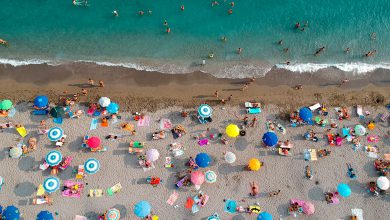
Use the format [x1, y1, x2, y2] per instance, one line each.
[0, 102, 389, 220]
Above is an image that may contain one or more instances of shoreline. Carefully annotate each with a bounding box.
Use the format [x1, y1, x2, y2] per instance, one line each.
[0, 62, 389, 112]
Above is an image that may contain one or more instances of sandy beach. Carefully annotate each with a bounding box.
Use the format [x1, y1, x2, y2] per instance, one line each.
[0, 63, 389, 219]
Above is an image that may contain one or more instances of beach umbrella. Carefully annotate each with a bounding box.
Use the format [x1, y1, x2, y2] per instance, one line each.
[367, 122, 375, 130]
[36, 210, 54, 220]
[99, 97, 111, 107]
[198, 104, 212, 118]
[299, 107, 312, 122]
[248, 158, 261, 171]
[191, 171, 205, 185]
[87, 136, 101, 149]
[146, 149, 160, 162]
[195, 152, 211, 168]
[0, 99, 13, 110]
[106, 208, 120, 220]
[134, 201, 151, 218]
[34, 96, 49, 108]
[262, 132, 278, 147]
[207, 213, 220, 220]
[354, 124, 366, 136]
[47, 127, 63, 141]
[205, 170, 217, 183]
[45, 150, 62, 166]
[224, 151, 236, 164]
[257, 212, 273, 220]
[49, 106, 65, 118]
[9, 146, 23, 158]
[84, 158, 100, 174]
[3, 205, 20, 220]
[43, 177, 60, 193]
[107, 102, 119, 114]
[226, 124, 239, 138]
[224, 199, 237, 214]
[302, 201, 315, 215]
[377, 176, 390, 190]
[337, 183, 351, 197]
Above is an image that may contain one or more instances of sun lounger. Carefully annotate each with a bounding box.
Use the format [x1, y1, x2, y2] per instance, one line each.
[32, 197, 47, 205]
[32, 109, 49, 115]
[89, 189, 103, 197]
[107, 182, 122, 196]
[247, 108, 261, 114]
[309, 103, 321, 111]
[166, 191, 179, 205]
[76, 165, 85, 179]
[308, 149, 317, 161]
[90, 118, 98, 130]
[16, 126, 27, 137]
[245, 102, 261, 108]
[191, 204, 200, 213]
[356, 105, 365, 119]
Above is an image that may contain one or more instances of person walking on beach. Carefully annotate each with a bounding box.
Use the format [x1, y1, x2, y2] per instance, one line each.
[227, 94, 232, 101]
[88, 78, 94, 86]
[214, 90, 219, 98]
[99, 80, 104, 87]
[241, 83, 248, 91]
[339, 78, 349, 87]
[250, 117, 257, 127]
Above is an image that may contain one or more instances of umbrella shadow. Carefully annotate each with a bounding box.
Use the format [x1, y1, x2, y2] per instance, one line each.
[363, 161, 378, 177]
[112, 204, 127, 217]
[29, 113, 47, 123]
[164, 111, 185, 124]
[232, 215, 246, 220]
[217, 163, 246, 175]
[276, 202, 290, 217]
[123, 154, 140, 168]
[84, 211, 101, 219]
[348, 180, 366, 195]
[58, 167, 74, 180]
[234, 136, 248, 151]
[308, 186, 324, 201]
[18, 199, 29, 207]
[14, 181, 36, 197]
[0, 148, 6, 161]
[67, 137, 83, 152]
[18, 156, 36, 172]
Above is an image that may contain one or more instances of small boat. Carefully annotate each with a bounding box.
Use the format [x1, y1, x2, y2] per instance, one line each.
[0, 39, 7, 46]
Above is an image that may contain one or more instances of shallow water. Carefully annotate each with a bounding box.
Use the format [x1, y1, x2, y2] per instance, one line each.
[1, 0, 390, 77]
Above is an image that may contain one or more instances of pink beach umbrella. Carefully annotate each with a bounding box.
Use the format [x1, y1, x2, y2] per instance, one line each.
[191, 171, 205, 186]
[302, 201, 315, 215]
[146, 149, 160, 162]
[87, 136, 101, 149]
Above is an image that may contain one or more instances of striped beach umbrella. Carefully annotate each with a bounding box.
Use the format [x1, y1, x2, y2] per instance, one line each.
[84, 158, 100, 174]
[47, 127, 63, 142]
[45, 150, 62, 166]
[198, 104, 212, 118]
[36, 210, 54, 220]
[106, 208, 120, 220]
[205, 170, 217, 183]
[43, 177, 60, 193]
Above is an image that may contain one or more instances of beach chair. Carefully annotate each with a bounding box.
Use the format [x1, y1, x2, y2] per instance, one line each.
[15, 126, 27, 137]
[356, 105, 365, 119]
[308, 149, 317, 161]
[107, 182, 122, 196]
[89, 189, 103, 197]
[81, 135, 89, 148]
[247, 108, 261, 114]
[75, 165, 85, 179]
[245, 102, 261, 108]
[309, 103, 321, 111]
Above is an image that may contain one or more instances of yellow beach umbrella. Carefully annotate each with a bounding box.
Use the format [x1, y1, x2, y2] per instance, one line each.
[226, 124, 240, 138]
[367, 122, 375, 130]
[248, 158, 261, 171]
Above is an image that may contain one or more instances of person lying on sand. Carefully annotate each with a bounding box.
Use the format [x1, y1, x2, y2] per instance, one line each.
[269, 189, 281, 197]
[249, 181, 259, 196]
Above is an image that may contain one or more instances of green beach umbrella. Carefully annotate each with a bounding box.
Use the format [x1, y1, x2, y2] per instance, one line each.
[49, 106, 65, 118]
[0, 99, 13, 110]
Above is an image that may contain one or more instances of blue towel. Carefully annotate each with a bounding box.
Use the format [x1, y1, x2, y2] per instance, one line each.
[53, 117, 63, 124]
[90, 118, 98, 130]
[7, 108, 16, 117]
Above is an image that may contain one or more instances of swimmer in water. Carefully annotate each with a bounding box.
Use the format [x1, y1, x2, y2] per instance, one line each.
[138, 11, 144, 16]
[166, 27, 171, 34]
[237, 48, 242, 54]
[278, 40, 283, 45]
[209, 52, 214, 59]
[212, 1, 219, 7]
[295, 22, 300, 29]
[181, 5, 185, 11]
[283, 48, 289, 53]
[231, 2, 235, 7]
[228, 9, 233, 15]
[314, 46, 326, 56]
[371, 32, 376, 41]
[147, 9, 152, 14]
[163, 19, 168, 26]
[113, 10, 118, 17]
[221, 36, 228, 42]
[344, 47, 350, 54]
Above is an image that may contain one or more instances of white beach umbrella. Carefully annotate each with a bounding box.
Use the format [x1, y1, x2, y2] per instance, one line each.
[377, 176, 390, 190]
[224, 151, 236, 164]
[205, 170, 217, 183]
[146, 149, 160, 162]
[99, 97, 111, 107]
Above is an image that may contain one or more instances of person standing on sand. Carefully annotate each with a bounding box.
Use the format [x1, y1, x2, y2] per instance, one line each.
[99, 80, 104, 87]
[88, 78, 94, 86]
[250, 117, 257, 127]
[214, 90, 219, 98]
[82, 89, 88, 96]
[241, 83, 248, 91]
[339, 78, 349, 87]
[227, 94, 232, 101]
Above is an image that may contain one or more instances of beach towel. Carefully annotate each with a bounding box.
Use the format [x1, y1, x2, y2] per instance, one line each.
[7, 108, 16, 117]
[93, 111, 101, 117]
[137, 116, 150, 127]
[87, 108, 94, 116]
[192, 204, 200, 213]
[33, 109, 49, 115]
[357, 105, 365, 119]
[16, 126, 27, 137]
[53, 117, 63, 124]
[74, 215, 88, 220]
[101, 120, 108, 127]
[309, 149, 317, 161]
[185, 197, 194, 209]
[90, 118, 98, 130]
[164, 157, 173, 168]
[166, 191, 179, 205]
[198, 139, 209, 146]
[160, 118, 173, 130]
[224, 199, 237, 214]
[309, 103, 321, 111]
[351, 209, 363, 220]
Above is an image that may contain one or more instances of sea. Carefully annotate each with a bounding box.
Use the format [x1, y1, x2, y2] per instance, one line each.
[1, 0, 390, 78]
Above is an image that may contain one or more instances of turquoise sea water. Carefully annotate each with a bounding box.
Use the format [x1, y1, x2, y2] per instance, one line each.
[1, 0, 390, 77]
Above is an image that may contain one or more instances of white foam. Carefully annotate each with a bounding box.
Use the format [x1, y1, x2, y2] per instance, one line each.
[0, 58, 55, 67]
[275, 62, 390, 74]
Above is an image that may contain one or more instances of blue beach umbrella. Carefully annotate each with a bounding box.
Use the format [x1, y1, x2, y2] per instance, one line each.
[258, 212, 273, 220]
[224, 199, 237, 214]
[36, 210, 54, 220]
[134, 201, 151, 218]
[198, 104, 212, 118]
[34, 96, 49, 108]
[195, 152, 211, 168]
[337, 183, 351, 197]
[262, 132, 278, 147]
[47, 127, 63, 142]
[299, 107, 313, 122]
[43, 177, 60, 193]
[3, 205, 20, 220]
[106, 102, 119, 114]
[84, 158, 100, 174]
[45, 150, 62, 166]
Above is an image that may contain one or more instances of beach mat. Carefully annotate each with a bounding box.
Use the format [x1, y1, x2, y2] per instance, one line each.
[53, 117, 63, 124]
[166, 191, 179, 206]
[137, 116, 150, 127]
[16, 127, 27, 137]
[90, 118, 98, 130]
[351, 208, 363, 220]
